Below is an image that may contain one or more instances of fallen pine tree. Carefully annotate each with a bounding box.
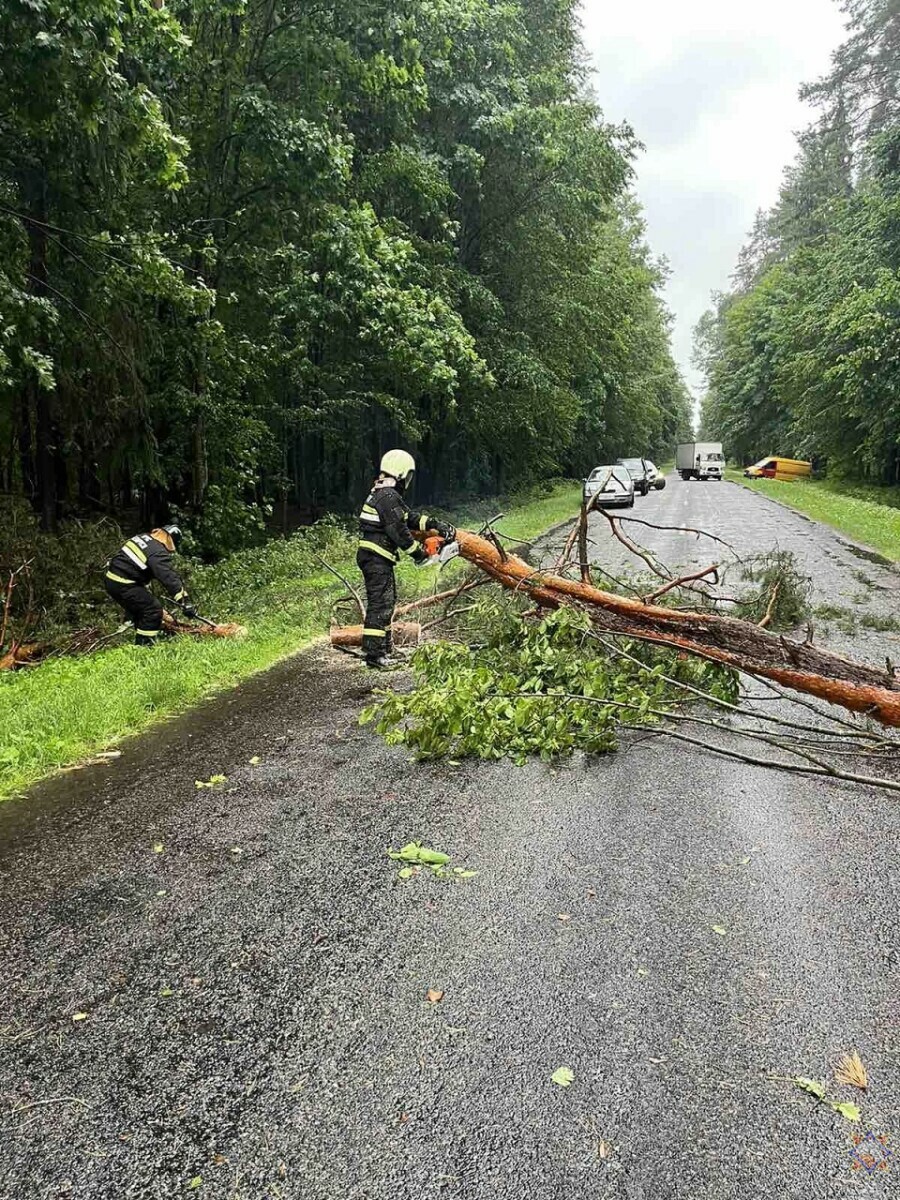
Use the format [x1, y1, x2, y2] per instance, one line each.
[450, 528, 900, 728]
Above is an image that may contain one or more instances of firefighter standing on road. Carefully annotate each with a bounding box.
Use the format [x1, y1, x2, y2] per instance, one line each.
[104, 525, 199, 646]
[358, 450, 455, 669]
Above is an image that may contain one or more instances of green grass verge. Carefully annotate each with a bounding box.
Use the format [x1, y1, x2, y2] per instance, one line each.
[0, 482, 582, 800]
[728, 471, 900, 562]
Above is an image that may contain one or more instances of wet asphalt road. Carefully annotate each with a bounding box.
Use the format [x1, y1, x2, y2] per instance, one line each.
[2, 478, 900, 1199]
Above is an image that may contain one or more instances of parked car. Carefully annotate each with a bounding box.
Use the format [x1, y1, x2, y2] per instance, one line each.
[617, 457, 653, 496]
[583, 465, 635, 508]
[644, 461, 666, 491]
[744, 456, 812, 481]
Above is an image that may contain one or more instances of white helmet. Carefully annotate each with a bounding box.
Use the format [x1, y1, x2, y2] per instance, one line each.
[379, 449, 416, 489]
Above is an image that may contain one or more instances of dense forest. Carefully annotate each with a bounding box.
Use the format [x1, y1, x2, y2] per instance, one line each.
[697, 0, 900, 482]
[0, 0, 691, 556]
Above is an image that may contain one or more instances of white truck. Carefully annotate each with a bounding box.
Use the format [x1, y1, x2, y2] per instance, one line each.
[676, 441, 725, 481]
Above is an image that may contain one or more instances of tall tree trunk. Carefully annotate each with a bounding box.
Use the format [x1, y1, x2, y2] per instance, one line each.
[22, 166, 57, 530]
[15, 388, 35, 501]
[191, 411, 208, 508]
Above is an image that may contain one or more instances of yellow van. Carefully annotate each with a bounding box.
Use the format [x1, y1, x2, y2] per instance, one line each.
[744, 456, 813, 481]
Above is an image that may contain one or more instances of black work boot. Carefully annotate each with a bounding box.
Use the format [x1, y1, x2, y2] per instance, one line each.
[366, 652, 404, 670]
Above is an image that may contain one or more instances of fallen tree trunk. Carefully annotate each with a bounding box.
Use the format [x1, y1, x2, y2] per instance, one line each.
[451, 529, 900, 728]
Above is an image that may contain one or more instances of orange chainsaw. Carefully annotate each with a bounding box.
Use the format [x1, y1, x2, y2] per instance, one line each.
[422, 534, 460, 565]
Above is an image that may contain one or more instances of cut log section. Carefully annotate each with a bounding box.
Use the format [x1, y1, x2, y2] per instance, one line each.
[330, 621, 422, 649]
[0, 642, 42, 671]
[162, 613, 248, 639]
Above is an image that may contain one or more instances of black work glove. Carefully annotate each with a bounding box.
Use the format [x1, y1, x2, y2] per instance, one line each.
[432, 520, 456, 540]
[181, 600, 199, 619]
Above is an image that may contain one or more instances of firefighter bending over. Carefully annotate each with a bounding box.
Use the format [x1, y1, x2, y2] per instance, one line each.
[357, 450, 455, 669]
[104, 525, 199, 646]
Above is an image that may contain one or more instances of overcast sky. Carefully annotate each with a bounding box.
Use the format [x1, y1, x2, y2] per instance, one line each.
[580, 0, 848, 399]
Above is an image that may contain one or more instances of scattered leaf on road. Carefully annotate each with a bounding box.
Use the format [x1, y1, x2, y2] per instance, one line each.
[597, 1140, 612, 1160]
[835, 1051, 868, 1091]
[248, 756, 261, 765]
[551, 1066, 575, 1088]
[586, 888, 596, 899]
[72, 1012, 88, 1022]
[558, 913, 571, 922]
[637, 967, 649, 977]
[784, 1075, 861, 1122]
[712, 925, 728, 936]
[188, 1178, 202, 1191]
[152, 843, 164, 854]
[159, 987, 174, 998]
[387, 842, 473, 881]
[739, 856, 752, 866]
[426, 989, 444, 1004]
[793, 1076, 827, 1100]
[831, 1100, 861, 1123]
[417, 848, 451, 866]
[195, 774, 227, 789]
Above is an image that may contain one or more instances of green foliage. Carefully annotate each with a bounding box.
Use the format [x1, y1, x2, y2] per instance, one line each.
[733, 550, 813, 630]
[360, 605, 739, 763]
[1, 0, 687, 543]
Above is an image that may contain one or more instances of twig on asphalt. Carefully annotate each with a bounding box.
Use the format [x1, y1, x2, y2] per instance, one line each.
[9, 1095, 89, 1116]
[613, 514, 741, 558]
[520, 691, 900, 796]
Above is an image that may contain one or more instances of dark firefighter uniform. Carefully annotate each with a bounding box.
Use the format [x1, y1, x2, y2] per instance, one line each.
[104, 529, 190, 646]
[357, 482, 450, 662]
